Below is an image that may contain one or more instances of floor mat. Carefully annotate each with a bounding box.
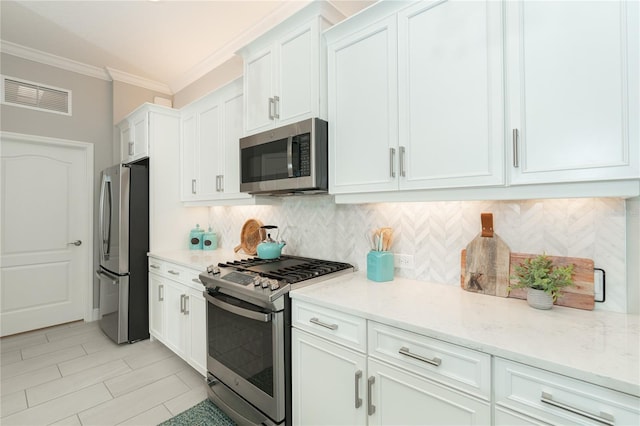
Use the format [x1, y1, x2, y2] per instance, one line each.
[158, 399, 236, 426]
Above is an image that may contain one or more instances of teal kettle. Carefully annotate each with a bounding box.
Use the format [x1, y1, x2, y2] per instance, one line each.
[256, 225, 286, 259]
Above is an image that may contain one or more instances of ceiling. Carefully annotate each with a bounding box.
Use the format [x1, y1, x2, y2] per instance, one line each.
[0, 0, 374, 94]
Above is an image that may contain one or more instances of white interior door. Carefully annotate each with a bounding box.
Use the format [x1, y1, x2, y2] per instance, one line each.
[1, 132, 93, 336]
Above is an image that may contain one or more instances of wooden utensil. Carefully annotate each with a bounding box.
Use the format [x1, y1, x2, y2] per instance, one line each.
[373, 227, 393, 251]
[234, 218, 265, 255]
[462, 213, 511, 296]
[460, 251, 595, 310]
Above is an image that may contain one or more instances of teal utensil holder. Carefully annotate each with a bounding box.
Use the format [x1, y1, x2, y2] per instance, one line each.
[367, 251, 394, 282]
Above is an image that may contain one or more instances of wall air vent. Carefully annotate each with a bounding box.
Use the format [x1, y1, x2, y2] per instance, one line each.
[1, 75, 71, 115]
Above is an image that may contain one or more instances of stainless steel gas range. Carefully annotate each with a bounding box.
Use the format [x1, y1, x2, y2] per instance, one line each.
[199, 255, 354, 425]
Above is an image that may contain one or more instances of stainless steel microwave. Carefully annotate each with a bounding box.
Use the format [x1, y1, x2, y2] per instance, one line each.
[240, 118, 328, 195]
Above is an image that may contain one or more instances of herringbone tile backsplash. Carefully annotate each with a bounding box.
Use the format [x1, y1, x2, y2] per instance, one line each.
[208, 197, 628, 312]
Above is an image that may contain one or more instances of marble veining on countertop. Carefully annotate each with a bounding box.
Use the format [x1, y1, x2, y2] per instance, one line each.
[290, 272, 640, 397]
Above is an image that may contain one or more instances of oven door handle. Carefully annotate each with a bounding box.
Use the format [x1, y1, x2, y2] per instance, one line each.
[205, 292, 272, 322]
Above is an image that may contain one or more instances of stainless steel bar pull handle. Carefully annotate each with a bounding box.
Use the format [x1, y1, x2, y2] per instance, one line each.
[192, 179, 196, 194]
[268, 97, 275, 120]
[128, 142, 134, 156]
[399, 146, 406, 177]
[512, 129, 520, 168]
[184, 295, 189, 315]
[192, 278, 202, 284]
[150, 264, 160, 269]
[540, 392, 614, 426]
[399, 347, 442, 367]
[390, 147, 396, 178]
[309, 317, 338, 330]
[159, 284, 164, 302]
[180, 294, 185, 313]
[168, 270, 180, 276]
[274, 95, 280, 119]
[354, 370, 363, 409]
[367, 376, 375, 416]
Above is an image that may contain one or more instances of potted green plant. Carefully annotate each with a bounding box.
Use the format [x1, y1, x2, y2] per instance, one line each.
[508, 254, 575, 310]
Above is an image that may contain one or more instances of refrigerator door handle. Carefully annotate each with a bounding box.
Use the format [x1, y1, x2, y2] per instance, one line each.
[95, 269, 118, 285]
[99, 174, 112, 261]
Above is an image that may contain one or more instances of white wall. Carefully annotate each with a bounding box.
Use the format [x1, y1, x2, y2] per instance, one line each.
[208, 196, 631, 313]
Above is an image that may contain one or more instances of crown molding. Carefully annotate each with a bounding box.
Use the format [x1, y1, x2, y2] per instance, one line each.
[1, 40, 172, 94]
[1, 40, 110, 81]
[105, 67, 172, 95]
[169, 0, 310, 93]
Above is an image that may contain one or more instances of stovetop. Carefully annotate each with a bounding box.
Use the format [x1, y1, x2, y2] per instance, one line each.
[199, 255, 354, 310]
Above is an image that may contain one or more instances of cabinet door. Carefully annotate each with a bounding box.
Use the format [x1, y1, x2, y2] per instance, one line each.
[398, 0, 505, 189]
[180, 109, 198, 201]
[244, 47, 275, 135]
[276, 22, 317, 126]
[292, 328, 367, 426]
[120, 121, 132, 163]
[328, 15, 399, 194]
[148, 273, 164, 339]
[162, 280, 187, 358]
[131, 110, 149, 162]
[368, 358, 491, 426]
[220, 87, 250, 199]
[507, 0, 639, 184]
[196, 100, 222, 199]
[186, 287, 206, 376]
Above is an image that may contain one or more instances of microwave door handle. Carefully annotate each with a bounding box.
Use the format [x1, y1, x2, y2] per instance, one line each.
[287, 136, 294, 178]
[205, 292, 271, 322]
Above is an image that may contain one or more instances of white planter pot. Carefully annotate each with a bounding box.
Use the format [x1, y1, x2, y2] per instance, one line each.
[527, 289, 554, 310]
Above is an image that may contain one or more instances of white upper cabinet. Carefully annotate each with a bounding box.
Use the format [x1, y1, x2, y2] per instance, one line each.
[239, 2, 344, 136]
[506, 0, 639, 185]
[180, 78, 251, 204]
[328, 0, 505, 195]
[328, 14, 399, 194]
[398, 0, 505, 190]
[119, 107, 150, 164]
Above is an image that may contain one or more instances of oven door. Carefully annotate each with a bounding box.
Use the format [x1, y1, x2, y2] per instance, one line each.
[205, 290, 285, 423]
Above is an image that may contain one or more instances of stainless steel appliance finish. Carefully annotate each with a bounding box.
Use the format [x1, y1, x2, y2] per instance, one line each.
[97, 160, 149, 344]
[200, 255, 354, 425]
[239, 118, 328, 195]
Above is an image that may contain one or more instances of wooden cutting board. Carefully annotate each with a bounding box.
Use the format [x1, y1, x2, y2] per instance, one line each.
[461, 213, 511, 297]
[460, 251, 595, 310]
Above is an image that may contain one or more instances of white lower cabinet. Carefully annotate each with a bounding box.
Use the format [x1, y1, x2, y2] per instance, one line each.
[368, 358, 490, 425]
[148, 257, 206, 376]
[293, 299, 639, 425]
[292, 328, 367, 425]
[494, 358, 640, 426]
[292, 300, 490, 425]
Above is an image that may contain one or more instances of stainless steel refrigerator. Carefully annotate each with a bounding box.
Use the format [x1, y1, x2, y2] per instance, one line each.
[96, 160, 149, 344]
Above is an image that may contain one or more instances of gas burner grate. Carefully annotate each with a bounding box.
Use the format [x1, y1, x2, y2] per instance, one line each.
[217, 256, 353, 284]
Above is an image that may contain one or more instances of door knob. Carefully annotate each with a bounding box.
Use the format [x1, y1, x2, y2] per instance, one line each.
[68, 240, 82, 246]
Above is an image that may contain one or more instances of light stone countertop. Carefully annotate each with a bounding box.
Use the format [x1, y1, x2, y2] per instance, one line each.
[290, 271, 640, 398]
[147, 249, 251, 270]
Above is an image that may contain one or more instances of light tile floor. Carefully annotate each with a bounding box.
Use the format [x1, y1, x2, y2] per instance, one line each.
[0, 321, 208, 425]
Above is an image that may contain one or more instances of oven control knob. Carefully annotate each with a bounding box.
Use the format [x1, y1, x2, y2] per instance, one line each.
[269, 280, 280, 291]
[252, 276, 262, 286]
[261, 278, 270, 289]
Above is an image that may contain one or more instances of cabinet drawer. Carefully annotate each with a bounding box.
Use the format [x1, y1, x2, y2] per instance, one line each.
[368, 321, 491, 400]
[148, 258, 166, 274]
[148, 258, 203, 290]
[292, 300, 366, 353]
[495, 358, 640, 425]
